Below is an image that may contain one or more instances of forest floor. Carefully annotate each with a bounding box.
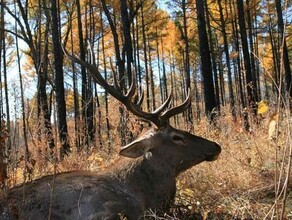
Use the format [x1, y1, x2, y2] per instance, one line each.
[3, 106, 292, 220]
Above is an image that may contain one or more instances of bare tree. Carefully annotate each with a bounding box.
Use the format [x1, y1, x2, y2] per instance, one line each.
[217, 0, 235, 117]
[195, 0, 217, 122]
[51, 0, 70, 157]
[275, 0, 292, 99]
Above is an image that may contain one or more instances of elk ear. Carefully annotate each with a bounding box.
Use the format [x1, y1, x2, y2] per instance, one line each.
[119, 140, 150, 158]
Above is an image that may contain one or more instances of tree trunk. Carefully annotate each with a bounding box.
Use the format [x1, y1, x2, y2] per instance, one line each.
[51, 0, 70, 158]
[1, 0, 10, 186]
[1, 0, 11, 155]
[135, 17, 143, 90]
[195, 0, 217, 121]
[84, 5, 95, 147]
[70, 17, 81, 150]
[246, 0, 259, 101]
[230, 0, 245, 108]
[140, 1, 150, 112]
[147, 37, 156, 110]
[76, 0, 93, 148]
[237, 0, 256, 107]
[38, 32, 55, 155]
[100, 9, 111, 150]
[205, 0, 220, 110]
[15, 17, 31, 186]
[161, 36, 168, 100]
[217, 0, 235, 117]
[120, 0, 133, 85]
[37, 3, 55, 154]
[268, 12, 280, 96]
[156, 28, 164, 103]
[182, 0, 190, 89]
[181, 0, 193, 126]
[275, 0, 292, 99]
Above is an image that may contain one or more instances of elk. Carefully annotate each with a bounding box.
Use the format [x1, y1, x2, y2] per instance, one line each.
[0, 49, 221, 220]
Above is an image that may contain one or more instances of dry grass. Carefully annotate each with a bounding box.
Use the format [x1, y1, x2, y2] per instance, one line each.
[2, 102, 292, 219]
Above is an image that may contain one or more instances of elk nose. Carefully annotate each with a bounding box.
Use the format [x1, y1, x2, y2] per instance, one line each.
[214, 143, 222, 155]
[206, 143, 221, 161]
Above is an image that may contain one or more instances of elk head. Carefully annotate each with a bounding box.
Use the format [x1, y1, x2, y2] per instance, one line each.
[119, 124, 221, 174]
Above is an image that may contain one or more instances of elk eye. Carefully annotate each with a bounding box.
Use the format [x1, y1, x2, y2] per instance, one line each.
[172, 135, 184, 143]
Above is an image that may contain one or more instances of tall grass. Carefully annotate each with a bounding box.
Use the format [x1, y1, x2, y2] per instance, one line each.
[2, 99, 292, 219]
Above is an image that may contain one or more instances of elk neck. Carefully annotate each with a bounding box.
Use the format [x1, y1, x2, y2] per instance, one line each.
[110, 155, 177, 210]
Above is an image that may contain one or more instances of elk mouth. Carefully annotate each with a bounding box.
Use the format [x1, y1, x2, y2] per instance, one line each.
[205, 154, 220, 161]
[205, 144, 221, 161]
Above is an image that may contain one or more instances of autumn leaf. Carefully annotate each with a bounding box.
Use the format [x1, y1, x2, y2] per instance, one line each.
[257, 100, 269, 115]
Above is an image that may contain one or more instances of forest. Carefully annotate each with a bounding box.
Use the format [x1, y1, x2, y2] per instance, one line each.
[0, 0, 292, 219]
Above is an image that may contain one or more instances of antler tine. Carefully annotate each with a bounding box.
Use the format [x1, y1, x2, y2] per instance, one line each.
[125, 66, 136, 99]
[88, 40, 96, 66]
[136, 88, 144, 107]
[160, 89, 191, 123]
[109, 57, 120, 90]
[152, 93, 173, 115]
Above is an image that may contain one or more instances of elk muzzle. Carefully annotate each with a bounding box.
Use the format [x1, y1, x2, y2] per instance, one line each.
[205, 143, 221, 161]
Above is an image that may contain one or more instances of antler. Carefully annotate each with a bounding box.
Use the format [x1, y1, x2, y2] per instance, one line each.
[62, 45, 191, 128]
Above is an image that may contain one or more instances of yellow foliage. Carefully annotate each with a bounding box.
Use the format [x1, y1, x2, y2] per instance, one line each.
[183, 188, 195, 197]
[259, 43, 274, 75]
[257, 100, 269, 115]
[65, 89, 76, 114]
[88, 153, 104, 164]
[162, 21, 180, 53]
